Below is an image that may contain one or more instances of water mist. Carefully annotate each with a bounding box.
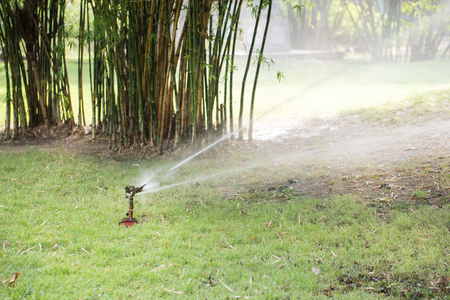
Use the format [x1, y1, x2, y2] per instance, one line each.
[132, 65, 350, 199]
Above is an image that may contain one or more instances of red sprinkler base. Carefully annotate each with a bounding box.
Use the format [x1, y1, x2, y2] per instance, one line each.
[120, 217, 138, 227]
[119, 209, 139, 227]
[119, 207, 139, 227]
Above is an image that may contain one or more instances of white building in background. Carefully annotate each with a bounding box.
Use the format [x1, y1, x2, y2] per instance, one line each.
[238, 0, 291, 53]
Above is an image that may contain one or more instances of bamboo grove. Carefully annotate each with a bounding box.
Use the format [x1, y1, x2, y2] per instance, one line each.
[0, 0, 273, 151]
[0, 0, 73, 139]
[2, 0, 447, 150]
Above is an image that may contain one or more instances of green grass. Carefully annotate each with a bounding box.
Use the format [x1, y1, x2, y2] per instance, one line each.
[1, 149, 448, 298]
[241, 58, 450, 120]
[342, 87, 450, 124]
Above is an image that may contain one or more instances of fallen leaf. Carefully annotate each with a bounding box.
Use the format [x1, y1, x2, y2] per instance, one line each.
[151, 264, 166, 272]
[194, 234, 204, 240]
[328, 269, 338, 276]
[8, 272, 21, 287]
[164, 288, 183, 294]
[219, 279, 234, 292]
[168, 263, 181, 267]
[21, 246, 36, 255]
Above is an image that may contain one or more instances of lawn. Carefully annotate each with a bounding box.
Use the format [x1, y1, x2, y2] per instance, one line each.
[1, 56, 449, 299]
[0, 146, 448, 298]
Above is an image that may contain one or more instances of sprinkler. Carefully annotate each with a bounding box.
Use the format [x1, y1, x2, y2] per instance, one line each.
[119, 184, 146, 227]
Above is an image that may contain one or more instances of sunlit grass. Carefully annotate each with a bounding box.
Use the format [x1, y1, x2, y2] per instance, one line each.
[247, 58, 450, 120]
[0, 149, 448, 298]
[341, 87, 450, 124]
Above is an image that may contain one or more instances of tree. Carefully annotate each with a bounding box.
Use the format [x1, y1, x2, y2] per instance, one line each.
[0, 0, 74, 138]
[81, 0, 269, 151]
[282, 0, 448, 61]
[344, 0, 403, 61]
[283, 0, 338, 50]
[402, 0, 450, 61]
[1, 0, 271, 151]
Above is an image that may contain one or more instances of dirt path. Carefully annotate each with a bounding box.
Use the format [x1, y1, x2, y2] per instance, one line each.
[252, 116, 449, 166]
[227, 116, 449, 206]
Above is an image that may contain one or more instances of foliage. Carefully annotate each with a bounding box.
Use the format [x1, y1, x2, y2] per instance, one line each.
[1, 0, 449, 149]
[401, 0, 450, 61]
[75, 0, 275, 151]
[282, 0, 449, 61]
[0, 0, 272, 150]
[282, 0, 336, 50]
[0, 0, 74, 138]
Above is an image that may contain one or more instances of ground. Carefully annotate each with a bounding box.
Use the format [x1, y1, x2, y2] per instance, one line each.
[1, 106, 449, 210]
[238, 114, 449, 205]
[1, 109, 449, 298]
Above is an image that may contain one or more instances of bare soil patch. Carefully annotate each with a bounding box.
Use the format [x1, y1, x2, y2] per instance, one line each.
[0, 123, 109, 155]
[221, 115, 449, 210]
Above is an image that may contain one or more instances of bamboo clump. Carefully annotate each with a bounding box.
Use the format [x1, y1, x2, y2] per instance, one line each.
[0, 0, 74, 138]
[0, 0, 273, 150]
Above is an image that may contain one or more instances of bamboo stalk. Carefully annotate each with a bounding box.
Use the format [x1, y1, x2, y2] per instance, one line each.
[228, 0, 243, 139]
[78, 0, 86, 128]
[0, 6, 12, 138]
[239, 0, 263, 140]
[249, 0, 272, 141]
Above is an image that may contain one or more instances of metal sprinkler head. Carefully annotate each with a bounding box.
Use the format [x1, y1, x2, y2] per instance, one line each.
[119, 184, 146, 227]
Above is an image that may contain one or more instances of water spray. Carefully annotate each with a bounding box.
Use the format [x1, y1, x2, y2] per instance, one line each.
[119, 184, 146, 227]
[119, 65, 350, 220]
[165, 65, 349, 176]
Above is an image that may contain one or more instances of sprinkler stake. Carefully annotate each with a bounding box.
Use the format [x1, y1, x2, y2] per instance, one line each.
[119, 184, 146, 227]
